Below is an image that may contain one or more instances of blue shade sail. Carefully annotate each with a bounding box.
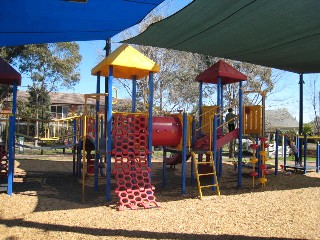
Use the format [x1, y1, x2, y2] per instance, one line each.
[0, 0, 164, 46]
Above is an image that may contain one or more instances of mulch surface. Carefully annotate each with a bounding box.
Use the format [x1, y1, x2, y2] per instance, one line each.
[1, 153, 320, 239]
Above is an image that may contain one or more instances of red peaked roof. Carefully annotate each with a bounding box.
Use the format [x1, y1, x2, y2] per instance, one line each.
[0, 58, 21, 86]
[195, 60, 247, 84]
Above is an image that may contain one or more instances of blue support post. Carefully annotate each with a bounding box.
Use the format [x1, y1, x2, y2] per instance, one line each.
[106, 66, 113, 202]
[283, 134, 287, 171]
[7, 80, 17, 195]
[237, 81, 243, 188]
[317, 142, 320, 173]
[147, 72, 154, 168]
[297, 137, 300, 158]
[104, 39, 111, 139]
[94, 72, 101, 192]
[275, 130, 279, 175]
[304, 134, 307, 174]
[257, 143, 262, 178]
[198, 81, 203, 137]
[181, 112, 187, 194]
[213, 115, 217, 169]
[213, 115, 218, 189]
[216, 77, 221, 177]
[7, 116, 15, 195]
[219, 82, 224, 178]
[298, 74, 304, 165]
[132, 75, 137, 113]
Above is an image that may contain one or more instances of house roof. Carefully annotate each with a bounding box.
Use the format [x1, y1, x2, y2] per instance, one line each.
[16, 91, 105, 105]
[0, 0, 164, 46]
[0, 58, 21, 86]
[265, 109, 299, 132]
[126, 0, 320, 74]
[195, 60, 247, 84]
[91, 44, 160, 79]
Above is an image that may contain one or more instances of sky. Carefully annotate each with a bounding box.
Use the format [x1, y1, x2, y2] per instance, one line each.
[17, 0, 320, 123]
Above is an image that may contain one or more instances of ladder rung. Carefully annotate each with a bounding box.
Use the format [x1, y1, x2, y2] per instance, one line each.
[198, 173, 215, 176]
[200, 184, 218, 188]
[197, 161, 213, 165]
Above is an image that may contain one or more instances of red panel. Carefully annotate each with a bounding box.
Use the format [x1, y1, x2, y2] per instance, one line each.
[195, 60, 247, 84]
[0, 58, 21, 86]
[152, 116, 182, 147]
[216, 128, 239, 149]
[112, 113, 160, 211]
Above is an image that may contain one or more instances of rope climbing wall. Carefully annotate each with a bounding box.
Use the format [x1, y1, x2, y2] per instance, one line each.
[112, 113, 160, 210]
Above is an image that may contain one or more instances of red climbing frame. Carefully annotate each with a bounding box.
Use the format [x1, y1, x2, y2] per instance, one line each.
[0, 145, 8, 178]
[112, 113, 160, 210]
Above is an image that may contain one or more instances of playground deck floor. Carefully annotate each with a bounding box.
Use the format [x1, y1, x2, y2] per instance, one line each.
[1, 153, 320, 240]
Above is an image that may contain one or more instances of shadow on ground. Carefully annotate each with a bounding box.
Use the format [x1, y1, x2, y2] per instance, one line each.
[0, 218, 302, 240]
[12, 155, 320, 212]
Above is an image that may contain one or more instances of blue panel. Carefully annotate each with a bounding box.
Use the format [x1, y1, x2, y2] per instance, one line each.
[0, 0, 164, 46]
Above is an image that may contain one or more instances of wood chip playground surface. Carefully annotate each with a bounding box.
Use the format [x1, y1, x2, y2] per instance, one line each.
[1, 152, 320, 240]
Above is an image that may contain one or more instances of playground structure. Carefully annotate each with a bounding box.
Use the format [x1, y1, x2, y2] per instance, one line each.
[3, 43, 320, 209]
[0, 45, 271, 203]
[14, 115, 80, 147]
[86, 53, 272, 202]
[275, 131, 320, 174]
[248, 137, 270, 188]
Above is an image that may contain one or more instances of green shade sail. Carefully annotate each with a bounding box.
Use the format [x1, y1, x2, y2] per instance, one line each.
[126, 0, 320, 74]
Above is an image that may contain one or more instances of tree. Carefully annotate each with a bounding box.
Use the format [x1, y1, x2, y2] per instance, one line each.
[0, 42, 82, 93]
[117, 14, 274, 116]
[307, 75, 320, 134]
[1, 43, 82, 146]
[16, 43, 82, 92]
[0, 85, 13, 109]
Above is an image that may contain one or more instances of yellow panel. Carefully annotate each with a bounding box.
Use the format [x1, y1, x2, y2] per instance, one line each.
[171, 113, 193, 151]
[201, 106, 218, 134]
[243, 106, 262, 135]
[91, 44, 160, 79]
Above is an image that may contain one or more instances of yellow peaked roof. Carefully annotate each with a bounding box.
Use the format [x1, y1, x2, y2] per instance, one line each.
[91, 44, 160, 79]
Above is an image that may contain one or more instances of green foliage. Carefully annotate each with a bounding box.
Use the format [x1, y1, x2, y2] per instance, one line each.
[27, 86, 51, 120]
[0, 43, 82, 92]
[303, 123, 313, 136]
[0, 85, 13, 103]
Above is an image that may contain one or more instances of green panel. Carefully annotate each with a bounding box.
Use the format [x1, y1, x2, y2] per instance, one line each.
[126, 0, 320, 73]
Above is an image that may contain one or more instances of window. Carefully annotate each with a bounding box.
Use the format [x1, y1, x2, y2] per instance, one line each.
[51, 105, 69, 119]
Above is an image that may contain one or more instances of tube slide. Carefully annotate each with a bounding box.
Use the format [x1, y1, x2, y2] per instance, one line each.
[152, 116, 182, 147]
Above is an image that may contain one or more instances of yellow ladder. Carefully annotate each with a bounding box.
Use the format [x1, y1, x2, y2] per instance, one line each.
[191, 151, 220, 199]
